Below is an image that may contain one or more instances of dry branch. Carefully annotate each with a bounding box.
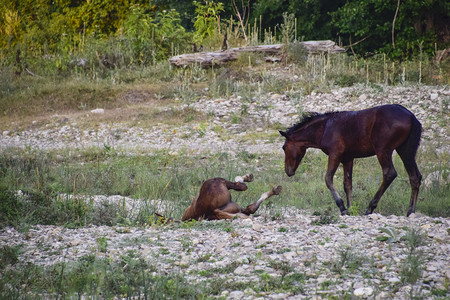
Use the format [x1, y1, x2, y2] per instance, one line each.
[169, 40, 346, 67]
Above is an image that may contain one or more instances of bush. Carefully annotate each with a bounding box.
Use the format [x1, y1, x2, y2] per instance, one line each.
[0, 185, 21, 228]
[286, 41, 308, 65]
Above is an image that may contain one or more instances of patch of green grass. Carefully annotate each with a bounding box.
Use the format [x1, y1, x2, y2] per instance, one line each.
[311, 208, 339, 225]
[0, 76, 122, 121]
[400, 227, 428, 286]
[0, 139, 449, 230]
[331, 244, 368, 274]
[0, 252, 205, 299]
[254, 261, 305, 295]
[96, 236, 108, 253]
[0, 185, 22, 227]
[0, 245, 21, 269]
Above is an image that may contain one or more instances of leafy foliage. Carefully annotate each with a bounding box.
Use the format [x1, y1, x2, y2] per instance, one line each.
[0, 0, 448, 75]
[330, 0, 450, 58]
[122, 5, 190, 64]
[0, 185, 22, 227]
[193, 1, 225, 48]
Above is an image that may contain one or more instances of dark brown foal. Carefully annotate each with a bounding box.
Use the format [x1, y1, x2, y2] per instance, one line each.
[280, 104, 422, 216]
[181, 174, 282, 221]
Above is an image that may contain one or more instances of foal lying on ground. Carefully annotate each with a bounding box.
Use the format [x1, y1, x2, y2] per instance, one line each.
[181, 174, 282, 221]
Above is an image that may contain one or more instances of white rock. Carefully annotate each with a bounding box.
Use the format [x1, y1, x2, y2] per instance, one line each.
[388, 277, 400, 283]
[228, 290, 244, 299]
[430, 93, 439, 100]
[271, 93, 282, 100]
[252, 223, 262, 232]
[353, 287, 373, 297]
[233, 266, 248, 275]
[90, 108, 105, 114]
[359, 94, 368, 101]
[424, 171, 450, 188]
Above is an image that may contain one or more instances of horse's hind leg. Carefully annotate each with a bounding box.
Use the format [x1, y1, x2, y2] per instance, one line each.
[365, 152, 397, 215]
[397, 149, 422, 216]
[241, 186, 282, 215]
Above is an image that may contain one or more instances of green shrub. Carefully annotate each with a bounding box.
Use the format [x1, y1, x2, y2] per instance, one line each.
[0, 245, 20, 269]
[286, 42, 308, 65]
[0, 185, 21, 227]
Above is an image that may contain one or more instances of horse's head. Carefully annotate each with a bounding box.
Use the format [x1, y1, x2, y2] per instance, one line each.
[279, 130, 306, 177]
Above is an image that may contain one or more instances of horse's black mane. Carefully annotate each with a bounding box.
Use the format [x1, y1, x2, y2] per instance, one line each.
[286, 111, 338, 135]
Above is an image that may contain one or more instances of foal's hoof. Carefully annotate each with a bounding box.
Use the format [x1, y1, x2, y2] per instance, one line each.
[243, 173, 254, 182]
[235, 173, 254, 183]
[272, 185, 282, 195]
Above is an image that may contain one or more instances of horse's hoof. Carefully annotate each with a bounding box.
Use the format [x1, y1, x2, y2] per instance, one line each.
[272, 185, 282, 195]
[341, 210, 349, 216]
[243, 173, 254, 182]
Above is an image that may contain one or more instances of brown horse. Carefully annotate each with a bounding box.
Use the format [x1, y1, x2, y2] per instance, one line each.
[181, 174, 282, 221]
[279, 104, 422, 216]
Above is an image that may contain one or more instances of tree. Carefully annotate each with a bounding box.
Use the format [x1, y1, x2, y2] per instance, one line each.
[192, 1, 225, 48]
[331, 0, 450, 57]
[251, 0, 346, 42]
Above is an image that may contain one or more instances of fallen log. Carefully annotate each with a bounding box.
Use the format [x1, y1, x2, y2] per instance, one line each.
[169, 40, 346, 67]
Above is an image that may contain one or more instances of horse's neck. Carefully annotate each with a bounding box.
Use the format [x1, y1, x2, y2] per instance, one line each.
[295, 118, 326, 147]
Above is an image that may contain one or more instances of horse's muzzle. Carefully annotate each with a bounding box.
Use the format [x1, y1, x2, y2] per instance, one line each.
[285, 169, 296, 177]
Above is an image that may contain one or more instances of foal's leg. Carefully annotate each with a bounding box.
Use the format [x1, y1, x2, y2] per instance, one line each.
[397, 151, 422, 216]
[214, 186, 282, 219]
[211, 174, 254, 220]
[241, 185, 283, 215]
[365, 152, 397, 215]
[342, 159, 354, 209]
[325, 156, 348, 215]
[213, 202, 244, 219]
[225, 173, 254, 192]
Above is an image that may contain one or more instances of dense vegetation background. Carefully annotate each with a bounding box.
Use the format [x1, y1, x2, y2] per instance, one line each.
[1, 0, 449, 75]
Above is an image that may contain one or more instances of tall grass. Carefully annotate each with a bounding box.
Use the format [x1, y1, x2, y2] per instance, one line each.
[0, 251, 203, 299]
[1, 45, 448, 128]
[1, 143, 448, 229]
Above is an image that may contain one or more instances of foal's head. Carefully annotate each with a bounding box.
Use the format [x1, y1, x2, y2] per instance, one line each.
[279, 112, 325, 177]
[279, 130, 307, 177]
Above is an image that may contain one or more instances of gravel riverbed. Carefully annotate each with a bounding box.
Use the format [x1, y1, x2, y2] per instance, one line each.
[1, 210, 449, 299]
[1, 84, 449, 155]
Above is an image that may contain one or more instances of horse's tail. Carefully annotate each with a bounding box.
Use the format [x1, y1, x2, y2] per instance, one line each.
[397, 110, 422, 166]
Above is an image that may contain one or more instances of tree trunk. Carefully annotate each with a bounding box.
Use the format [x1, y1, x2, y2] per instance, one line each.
[169, 40, 346, 67]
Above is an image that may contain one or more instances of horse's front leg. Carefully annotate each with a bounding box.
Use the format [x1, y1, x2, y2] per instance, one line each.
[325, 156, 348, 215]
[342, 159, 354, 210]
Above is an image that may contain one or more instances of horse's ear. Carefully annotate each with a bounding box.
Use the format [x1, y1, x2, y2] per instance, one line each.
[279, 130, 287, 137]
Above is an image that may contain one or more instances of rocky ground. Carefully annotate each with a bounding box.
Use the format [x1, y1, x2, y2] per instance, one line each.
[1, 84, 449, 155]
[1, 83, 449, 299]
[1, 210, 449, 299]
